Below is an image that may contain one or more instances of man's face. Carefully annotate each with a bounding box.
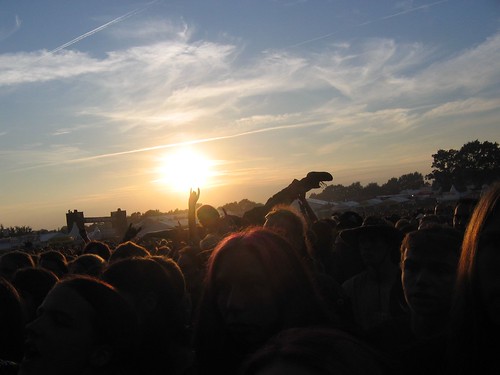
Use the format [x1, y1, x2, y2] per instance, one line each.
[401, 246, 458, 317]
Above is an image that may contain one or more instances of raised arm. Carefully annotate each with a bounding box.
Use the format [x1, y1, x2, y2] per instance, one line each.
[188, 188, 201, 247]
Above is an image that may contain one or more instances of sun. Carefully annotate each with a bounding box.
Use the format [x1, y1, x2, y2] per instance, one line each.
[156, 148, 214, 192]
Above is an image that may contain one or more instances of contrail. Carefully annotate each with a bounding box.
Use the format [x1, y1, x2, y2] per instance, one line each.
[66, 121, 322, 163]
[286, 0, 449, 48]
[8, 120, 327, 172]
[45, 0, 158, 56]
[358, 0, 449, 26]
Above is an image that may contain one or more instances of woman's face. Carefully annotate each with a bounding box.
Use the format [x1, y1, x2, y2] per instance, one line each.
[19, 285, 97, 375]
[214, 248, 279, 347]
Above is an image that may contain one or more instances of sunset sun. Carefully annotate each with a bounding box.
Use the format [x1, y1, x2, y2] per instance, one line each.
[156, 148, 214, 192]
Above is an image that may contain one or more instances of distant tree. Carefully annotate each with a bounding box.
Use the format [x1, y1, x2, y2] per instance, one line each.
[346, 182, 364, 201]
[363, 182, 383, 198]
[382, 177, 400, 195]
[5, 225, 33, 237]
[397, 172, 425, 191]
[426, 140, 500, 191]
[220, 199, 262, 216]
[129, 212, 142, 223]
[143, 209, 163, 217]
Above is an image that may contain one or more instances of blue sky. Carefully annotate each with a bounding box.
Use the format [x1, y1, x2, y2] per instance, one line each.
[1, 0, 499, 230]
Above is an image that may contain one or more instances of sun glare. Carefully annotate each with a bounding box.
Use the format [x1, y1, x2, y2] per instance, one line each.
[156, 148, 214, 192]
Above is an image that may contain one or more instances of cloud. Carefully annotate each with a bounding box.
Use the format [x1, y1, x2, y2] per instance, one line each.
[0, 49, 112, 86]
[108, 18, 192, 42]
[2, 20, 498, 179]
[422, 98, 500, 119]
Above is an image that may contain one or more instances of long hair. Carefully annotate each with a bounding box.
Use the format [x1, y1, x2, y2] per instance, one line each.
[447, 182, 500, 374]
[194, 227, 331, 374]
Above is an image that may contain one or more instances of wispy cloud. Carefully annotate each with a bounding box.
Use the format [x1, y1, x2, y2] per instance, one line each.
[2, 20, 498, 182]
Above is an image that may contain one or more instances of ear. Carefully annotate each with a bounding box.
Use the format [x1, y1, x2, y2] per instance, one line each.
[90, 345, 112, 367]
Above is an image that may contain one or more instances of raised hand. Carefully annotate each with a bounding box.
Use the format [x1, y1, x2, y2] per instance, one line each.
[189, 187, 200, 208]
[121, 223, 142, 243]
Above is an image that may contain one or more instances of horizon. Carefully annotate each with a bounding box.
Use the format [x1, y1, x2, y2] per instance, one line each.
[1, 1, 499, 230]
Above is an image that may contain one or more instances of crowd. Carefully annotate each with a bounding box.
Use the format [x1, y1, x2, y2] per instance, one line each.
[0, 171, 498, 375]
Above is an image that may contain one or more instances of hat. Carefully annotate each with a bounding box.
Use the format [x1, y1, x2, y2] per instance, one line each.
[335, 211, 363, 230]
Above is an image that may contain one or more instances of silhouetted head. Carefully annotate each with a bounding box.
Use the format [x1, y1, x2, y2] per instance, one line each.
[196, 227, 328, 350]
[38, 250, 68, 278]
[109, 241, 150, 264]
[264, 205, 310, 260]
[400, 227, 462, 321]
[68, 254, 106, 277]
[11, 267, 59, 323]
[0, 276, 25, 362]
[194, 227, 330, 374]
[196, 205, 220, 230]
[453, 198, 479, 232]
[0, 251, 35, 281]
[19, 275, 138, 375]
[83, 241, 112, 262]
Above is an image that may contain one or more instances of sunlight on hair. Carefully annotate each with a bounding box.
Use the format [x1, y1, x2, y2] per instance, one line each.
[154, 148, 214, 192]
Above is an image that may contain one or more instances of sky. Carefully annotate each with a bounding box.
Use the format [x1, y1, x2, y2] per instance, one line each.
[1, 0, 499, 230]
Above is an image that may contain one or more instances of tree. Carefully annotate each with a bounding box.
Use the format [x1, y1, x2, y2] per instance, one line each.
[220, 199, 262, 216]
[397, 172, 425, 191]
[426, 140, 500, 191]
[381, 177, 400, 195]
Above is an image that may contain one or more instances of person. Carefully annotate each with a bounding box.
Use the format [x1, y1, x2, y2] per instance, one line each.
[101, 257, 193, 374]
[263, 205, 313, 263]
[188, 188, 235, 251]
[11, 267, 59, 324]
[242, 171, 333, 226]
[309, 218, 338, 277]
[0, 277, 25, 363]
[18, 275, 139, 375]
[366, 227, 463, 375]
[194, 227, 333, 374]
[176, 245, 206, 322]
[263, 205, 352, 330]
[38, 250, 68, 278]
[452, 197, 478, 232]
[418, 213, 442, 230]
[68, 254, 106, 277]
[330, 211, 365, 284]
[82, 241, 112, 262]
[0, 251, 35, 281]
[341, 218, 405, 334]
[447, 182, 500, 374]
[241, 327, 394, 375]
[401, 227, 463, 340]
[108, 241, 150, 264]
[434, 202, 453, 226]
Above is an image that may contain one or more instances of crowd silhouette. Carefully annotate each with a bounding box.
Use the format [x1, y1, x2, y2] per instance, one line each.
[0, 172, 498, 375]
